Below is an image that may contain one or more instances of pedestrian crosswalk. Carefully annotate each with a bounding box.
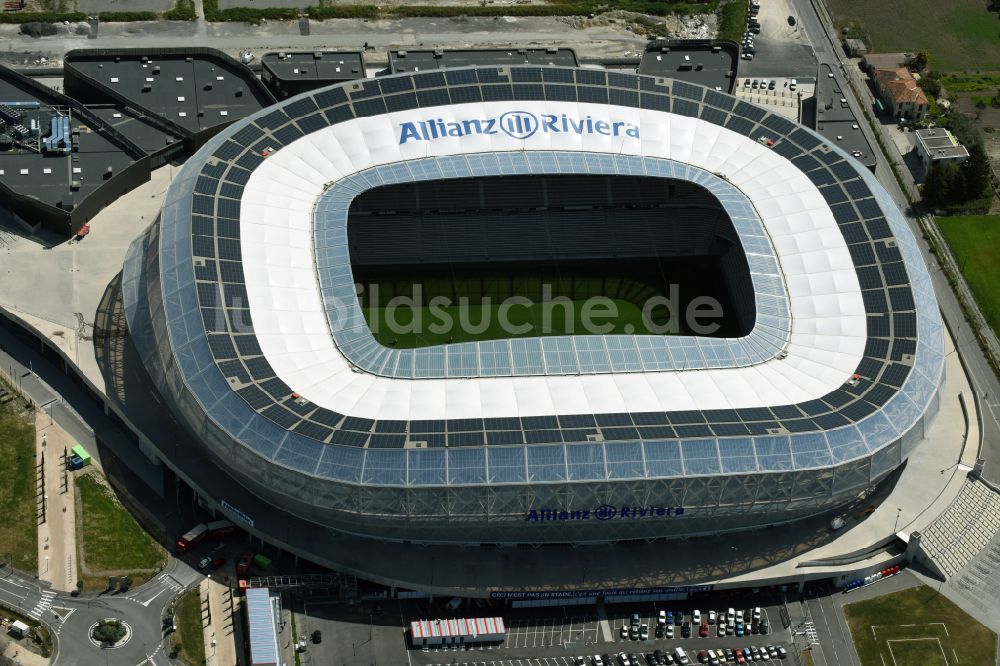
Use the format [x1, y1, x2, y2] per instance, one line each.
[26, 589, 56, 620]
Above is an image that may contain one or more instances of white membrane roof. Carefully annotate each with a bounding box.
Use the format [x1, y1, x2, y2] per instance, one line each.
[237, 101, 866, 421]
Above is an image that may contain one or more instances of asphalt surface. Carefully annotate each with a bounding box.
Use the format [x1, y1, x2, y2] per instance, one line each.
[0, 558, 202, 666]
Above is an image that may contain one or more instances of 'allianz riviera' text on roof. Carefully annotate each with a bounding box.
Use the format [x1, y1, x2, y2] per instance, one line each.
[124, 65, 944, 487]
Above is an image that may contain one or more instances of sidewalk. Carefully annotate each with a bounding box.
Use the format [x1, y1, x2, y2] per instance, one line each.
[0, 638, 48, 666]
[200, 576, 239, 666]
[35, 412, 78, 594]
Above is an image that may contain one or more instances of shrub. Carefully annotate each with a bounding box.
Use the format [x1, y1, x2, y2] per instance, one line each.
[91, 619, 126, 645]
[164, 0, 196, 20]
[98, 10, 158, 20]
[306, 4, 378, 19]
[0, 11, 85, 23]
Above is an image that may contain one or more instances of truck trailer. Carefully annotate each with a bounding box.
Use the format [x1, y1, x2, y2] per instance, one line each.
[175, 519, 238, 554]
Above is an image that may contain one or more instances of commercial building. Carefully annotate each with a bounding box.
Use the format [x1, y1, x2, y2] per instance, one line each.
[915, 128, 969, 168]
[638, 40, 740, 94]
[813, 64, 876, 170]
[244, 587, 280, 666]
[122, 64, 943, 553]
[260, 51, 365, 100]
[410, 617, 506, 647]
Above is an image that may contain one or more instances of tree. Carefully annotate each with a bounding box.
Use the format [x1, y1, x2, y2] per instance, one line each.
[914, 49, 930, 71]
[963, 143, 992, 198]
[922, 163, 949, 205]
[918, 75, 941, 97]
[946, 163, 968, 202]
[91, 619, 126, 645]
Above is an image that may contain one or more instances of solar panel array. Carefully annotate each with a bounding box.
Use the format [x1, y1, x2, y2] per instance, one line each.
[170, 66, 933, 477]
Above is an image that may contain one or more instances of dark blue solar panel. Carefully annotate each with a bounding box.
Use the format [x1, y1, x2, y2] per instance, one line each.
[524, 429, 563, 444]
[639, 93, 670, 111]
[234, 334, 261, 356]
[602, 427, 640, 440]
[865, 217, 892, 239]
[487, 431, 523, 445]
[284, 97, 318, 118]
[328, 430, 368, 447]
[891, 338, 917, 360]
[379, 75, 414, 94]
[735, 100, 766, 122]
[724, 116, 754, 136]
[192, 235, 215, 258]
[195, 176, 218, 196]
[542, 68, 574, 83]
[353, 97, 387, 117]
[294, 421, 333, 443]
[672, 81, 703, 101]
[314, 86, 348, 108]
[882, 262, 910, 286]
[807, 168, 836, 187]
[238, 385, 272, 410]
[575, 69, 606, 86]
[819, 185, 848, 205]
[840, 221, 867, 243]
[844, 178, 871, 199]
[445, 69, 478, 85]
[258, 109, 290, 130]
[522, 415, 559, 430]
[219, 182, 244, 200]
[876, 243, 902, 263]
[384, 92, 419, 112]
[476, 68, 508, 84]
[311, 409, 344, 428]
[412, 71, 447, 88]
[207, 334, 236, 359]
[667, 410, 704, 424]
[791, 153, 822, 172]
[417, 89, 452, 107]
[609, 88, 639, 108]
[513, 84, 544, 100]
[478, 84, 514, 102]
[848, 243, 876, 266]
[374, 420, 407, 433]
[511, 68, 543, 83]
[700, 107, 727, 125]
[674, 424, 712, 438]
[830, 202, 858, 224]
[604, 71, 636, 90]
[770, 405, 802, 419]
[212, 140, 242, 161]
[673, 99, 699, 117]
[324, 104, 354, 124]
[839, 400, 877, 422]
[711, 422, 750, 436]
[868, 314, 890, 337]
[790, 128, 821, 149]
[259, 377, 291, 398]
[340, 416, 374, 432]
[761, 113, 794, 134]
[578, 86, 609, 104]
[231, 124, 265, 147]
[369, 434, 406, 448]
[705, 89, 736, 111]
[244, 356, 274, 380]
[218, 359, 250, 384]
[348, 79, 382, 99]
[544, 85, 576, 102]
[894, 312, 917, 337]
[448, 432, 484, 446]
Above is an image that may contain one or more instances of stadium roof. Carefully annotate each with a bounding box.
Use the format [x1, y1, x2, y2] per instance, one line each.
[387, 48, 578, 74]
[124, 66, 943, 486]
[638, 40, 740, 94]
[814, 64, 876, 169]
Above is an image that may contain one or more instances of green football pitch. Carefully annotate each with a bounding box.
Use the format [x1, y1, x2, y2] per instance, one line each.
[364, 296, 665, 348]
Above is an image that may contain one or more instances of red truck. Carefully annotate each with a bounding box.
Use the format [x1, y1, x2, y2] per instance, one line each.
[175, 519, 239, 554]
[236, 550, 254, 578]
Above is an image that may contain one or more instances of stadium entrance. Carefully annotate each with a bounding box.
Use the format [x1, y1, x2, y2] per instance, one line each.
[347, 174, 754, 348]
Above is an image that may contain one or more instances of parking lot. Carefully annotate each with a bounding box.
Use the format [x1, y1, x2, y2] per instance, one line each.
[295, 593, 794, 666]
[504, 613, 602, 649]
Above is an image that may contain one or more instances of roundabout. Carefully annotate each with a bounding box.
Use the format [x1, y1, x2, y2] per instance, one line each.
[87, 618, 132, 650]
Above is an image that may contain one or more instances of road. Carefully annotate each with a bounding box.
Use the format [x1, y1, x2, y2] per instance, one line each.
[1, 548, 202, 665]
[789, 0, 1000, 482]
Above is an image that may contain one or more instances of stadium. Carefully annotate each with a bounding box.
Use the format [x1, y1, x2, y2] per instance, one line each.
[121, 65, 945, 547]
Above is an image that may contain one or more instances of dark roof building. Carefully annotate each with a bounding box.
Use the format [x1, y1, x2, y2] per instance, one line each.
[84, 104, 184, 167]
[63, 48, 274, 149]
[813, 64, 876, 171]
[261, 51, 366, 100]
[387, 48, 577, 74]
[0, 65, 149, 236]
[638, 40, 739, 94]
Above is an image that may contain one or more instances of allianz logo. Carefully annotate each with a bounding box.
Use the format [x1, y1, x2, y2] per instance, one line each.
[398, 110, 641, 144]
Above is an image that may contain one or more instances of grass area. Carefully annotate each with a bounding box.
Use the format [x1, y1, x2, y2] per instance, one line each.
[826, 0, 1000, 72]
[940, 72, 1000, 93]
[844, 585, 998, 666]
[0, 383, 36, 572]
[75, 472, 166, 591]
[937, 214, 1000, 334]
[364, 297, 673, 348]
[717, 0, 748, 42]
[170, 588, 206, 666]
[801, 651, 815, 666]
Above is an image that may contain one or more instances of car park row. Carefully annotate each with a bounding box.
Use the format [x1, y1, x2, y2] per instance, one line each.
[579, 643, 788, 666]
[741, 0, 760, 60]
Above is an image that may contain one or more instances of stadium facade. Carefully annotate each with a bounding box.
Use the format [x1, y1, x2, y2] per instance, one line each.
[122, 67, 945, 546]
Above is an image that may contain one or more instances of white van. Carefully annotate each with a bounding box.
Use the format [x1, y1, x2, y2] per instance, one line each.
[674, 646, 690, 664]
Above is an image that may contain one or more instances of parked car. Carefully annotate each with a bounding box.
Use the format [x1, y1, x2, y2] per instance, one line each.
[708, 610, 717, 625]
[767, 646, 778, 658]
[760, 619, 770, 635]
[665, 624, 674, 639]
[621, 625, 629, 639]
[209, 557, 226, 570]
[682, 622, 692, 638]
[675, 611, 685, 626]
[735, 623, 745, 637]
[656, 624, 665, 639]
[593, 656, 605, 666]
[640, 624, 649, 640]
[717, 623, 726, 637]
[197, 556, 212, 570]
[744, 78, 751, 87]
[632, 613, 641, 627]
[630, 625, 640, 640]
[697, 651, 708, 664]
[659, 610, 668, 625]
[776, 646, 787, 659]
[751, 80, 760, 89]
[699, 623, 709, 638]
[693, 610, 701, 625]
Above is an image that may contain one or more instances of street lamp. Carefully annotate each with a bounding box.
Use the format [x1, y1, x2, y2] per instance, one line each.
[893, 508, 902, 533]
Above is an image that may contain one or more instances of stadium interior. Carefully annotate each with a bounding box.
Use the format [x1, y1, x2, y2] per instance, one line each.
[347, 174, 755, 347]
